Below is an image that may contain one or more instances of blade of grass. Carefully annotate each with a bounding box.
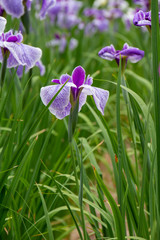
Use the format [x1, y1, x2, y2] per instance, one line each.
[36, 184, 54, 240]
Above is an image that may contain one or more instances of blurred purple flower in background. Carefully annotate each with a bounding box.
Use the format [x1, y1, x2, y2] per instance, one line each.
[133, 10, 151, 26]
[46, 33, 78, 53]
[99, 43, 144, 66]
[39, 0, 82, 29]
[0, 0, 32, 18]
[40, 66, 109, 119]
[84, 8, 109, 35]
[0, 17, 42, 69]
[133, 10, 160, 27]
[39, 0, 56, 20]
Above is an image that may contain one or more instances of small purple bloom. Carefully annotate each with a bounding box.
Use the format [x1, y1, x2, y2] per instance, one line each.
[98, 43, 144, 65]
[0, 20, 42, 69]
[84, 8, 109, 34]
[0, 0, 32, 18]
[40, 66, 109, 119]
[39, 0, 56, 20]
[46, 34, 78, 53]
[133, 10, 151, 26]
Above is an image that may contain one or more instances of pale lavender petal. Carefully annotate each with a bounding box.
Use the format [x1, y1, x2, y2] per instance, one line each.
[78, 91, 87, 111]
[0, 16, 6, 34]
[0, 0, 24, 18]
[81, 85, 109, 115]
[72, 66, 85, 87]
[3, 42, 42, 69]
[69, 38, 78, 50]
[40, 84, 71, 112]
[52, 102, 71, 119]
[35, 60, 46, 76]
[16, 65, 24, 78]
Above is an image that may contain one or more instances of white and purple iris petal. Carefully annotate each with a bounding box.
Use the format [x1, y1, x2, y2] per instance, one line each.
[0, 0, 32, 18]
[0, 29, 42, 69]
[98, 43, 144, 65]
[40, 66, 109, 119]
[0, 16, 6, 34]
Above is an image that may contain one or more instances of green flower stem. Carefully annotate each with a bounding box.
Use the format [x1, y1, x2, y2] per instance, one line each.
[151, 0, 160, 237]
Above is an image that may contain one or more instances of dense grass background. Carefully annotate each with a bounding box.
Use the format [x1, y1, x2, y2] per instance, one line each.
[0, 0, 160, 239]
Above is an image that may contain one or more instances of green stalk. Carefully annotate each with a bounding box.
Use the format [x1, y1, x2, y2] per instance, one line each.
[151, 0, 160, 236]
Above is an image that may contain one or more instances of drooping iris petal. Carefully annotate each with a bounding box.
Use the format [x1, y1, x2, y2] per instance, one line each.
[117, 47, 144, 63]
[0, 0, 24, 18]
[72, 66, 85, 87]
[98, 44, 116, 61]
[40, 84, 71, 112]
[0, 16, 6, 34]
[2, 42, 42, 69]
[35, 60, 46, 76]
[52, 102, 71, 119]
[81, 85, 109, 115]
[78, 90, 88, 111]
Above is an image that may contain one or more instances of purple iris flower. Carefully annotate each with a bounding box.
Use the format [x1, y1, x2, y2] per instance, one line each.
[39, 0, 56, 20]
[84, 8, 109, 34]
[133, 10, 160, 27]
[98, 43, 144, 65]
[133, 0, 150, 11]
[133, 10, 151, 26]
[0, 18, 42, 69]
[0, 0, 32, 18]
[46, 34, 78, 53]
[40, 66, 109, 119]
[43, 0, 82, 29]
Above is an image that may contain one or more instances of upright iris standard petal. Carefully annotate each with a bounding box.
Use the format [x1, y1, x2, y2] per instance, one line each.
[72, 66, 85, 87]
[40, 66, 109, 119]
[0, 0, 24, 18]
[0, 16, 6, 34]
